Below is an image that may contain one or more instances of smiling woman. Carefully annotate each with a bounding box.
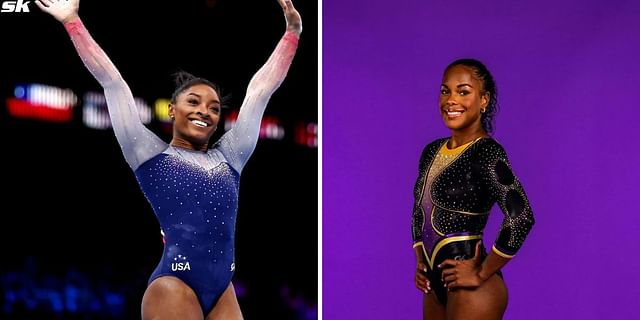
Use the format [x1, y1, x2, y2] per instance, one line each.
[34, 0, 303, 318]
[168, 73, 223, 151]
[412, 59, 534, 320]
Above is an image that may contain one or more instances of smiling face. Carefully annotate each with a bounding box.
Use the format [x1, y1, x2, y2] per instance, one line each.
[168, 83, 221, 150]
[439, 65, 489, 134]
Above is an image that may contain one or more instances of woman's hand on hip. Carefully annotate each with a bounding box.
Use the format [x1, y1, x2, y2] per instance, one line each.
[415, 261, 431, 294]
[439, 241, 486, 291]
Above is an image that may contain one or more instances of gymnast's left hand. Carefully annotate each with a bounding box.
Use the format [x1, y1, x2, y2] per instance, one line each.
[277, 0, 302, 36]
[438, 241, 485, 290]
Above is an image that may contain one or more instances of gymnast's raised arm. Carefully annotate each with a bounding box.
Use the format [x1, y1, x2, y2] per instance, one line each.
[36, 0, 167, 171]
[216, 0, 302, 173]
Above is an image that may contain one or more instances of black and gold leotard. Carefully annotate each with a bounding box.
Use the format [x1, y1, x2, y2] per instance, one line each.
[411, 137, 534, 304]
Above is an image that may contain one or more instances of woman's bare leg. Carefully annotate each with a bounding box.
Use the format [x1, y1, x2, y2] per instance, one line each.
[423, 292, 446, 320]
[205, 282, 243, 320]
[446, 274, 508, 320]
[142, 276, 204, 320]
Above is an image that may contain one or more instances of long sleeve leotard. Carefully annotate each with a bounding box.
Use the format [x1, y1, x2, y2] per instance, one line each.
[411, 137, 535, 304]
[64, 17, 299, 314]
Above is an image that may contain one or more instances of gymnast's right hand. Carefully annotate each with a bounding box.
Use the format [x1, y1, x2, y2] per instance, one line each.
[415, 261, 431, 294]
[35, 0, 80, 23]
[277, 0, 302, 36]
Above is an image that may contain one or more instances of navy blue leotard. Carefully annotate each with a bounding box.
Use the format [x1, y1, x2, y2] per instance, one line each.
[64, 18, 299, 314]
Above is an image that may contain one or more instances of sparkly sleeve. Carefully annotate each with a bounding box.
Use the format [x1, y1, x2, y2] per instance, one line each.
[487, 144, 535, 258]
[217, 31, 299, 173]
[411, 147, 429, 247]
[64, 17, 167, 171]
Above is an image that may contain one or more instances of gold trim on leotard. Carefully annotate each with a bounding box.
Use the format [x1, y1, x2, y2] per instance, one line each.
[492, 245, 514, 259]
[432, 203, 489, 216]
[431, 206, 445, 236]
[421, 235, 483, 270]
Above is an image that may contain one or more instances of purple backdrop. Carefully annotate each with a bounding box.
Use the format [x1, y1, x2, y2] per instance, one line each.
[324, 1, 640, 319]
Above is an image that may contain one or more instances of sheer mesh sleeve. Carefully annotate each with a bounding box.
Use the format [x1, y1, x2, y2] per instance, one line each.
[488, 144, 535, 258]
[216, 31, 299, 173]
[64, 18, 167, 171]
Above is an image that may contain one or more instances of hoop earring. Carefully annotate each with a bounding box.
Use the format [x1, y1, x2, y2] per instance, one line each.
[481, 108, 486, 113]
